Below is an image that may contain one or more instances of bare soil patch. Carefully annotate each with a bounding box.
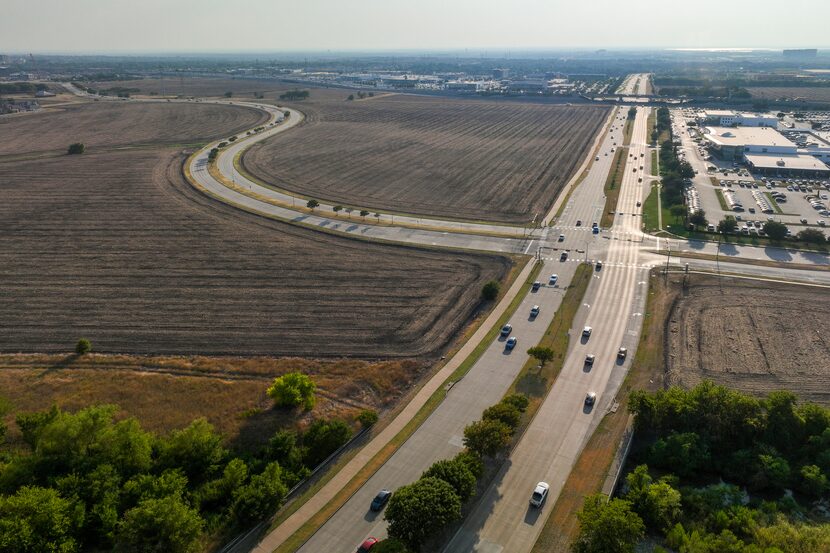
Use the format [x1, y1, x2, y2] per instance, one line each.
[0, 353, 422, 451]
[243, 94, 609, 223]
[668, 276, 830, 404]
[83, 77, 334, 100]
[0, 147, 509, 357]
[0, 100, 267, 156]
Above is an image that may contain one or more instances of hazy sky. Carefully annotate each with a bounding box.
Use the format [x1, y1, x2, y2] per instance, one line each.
[2, 0, 828, 54]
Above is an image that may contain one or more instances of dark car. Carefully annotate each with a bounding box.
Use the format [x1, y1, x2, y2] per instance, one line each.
[560, 252, 568, 261]
[500, 324, 513, 337]
[505, 337, 517, 351]
[531, 281, 541, 292]
[370, 490, 391, 512]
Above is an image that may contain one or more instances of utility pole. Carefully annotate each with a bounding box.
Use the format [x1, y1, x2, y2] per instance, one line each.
[716, 233, 722, 291]
[664, 241, 671, 280]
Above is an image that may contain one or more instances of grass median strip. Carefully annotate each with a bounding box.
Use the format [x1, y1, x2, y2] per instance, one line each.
[509, 262, 592, 403]
[271, 261, 543, 553]
[600, 147, 627, 228]
[715, 188, 730, 211]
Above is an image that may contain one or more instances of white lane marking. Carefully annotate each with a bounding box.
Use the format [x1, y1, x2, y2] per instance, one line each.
[523, 240, 535, 255]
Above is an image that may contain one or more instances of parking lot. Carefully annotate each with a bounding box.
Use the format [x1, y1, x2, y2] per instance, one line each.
[670, 108, 830, 239]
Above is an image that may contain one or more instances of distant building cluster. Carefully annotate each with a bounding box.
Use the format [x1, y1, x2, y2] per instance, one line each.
[0, 99, 40, 115]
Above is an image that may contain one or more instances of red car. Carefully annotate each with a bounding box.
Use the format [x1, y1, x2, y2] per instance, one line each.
[357, 537, 379, 553]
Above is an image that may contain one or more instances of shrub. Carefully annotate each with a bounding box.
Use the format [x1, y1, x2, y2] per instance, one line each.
[75, 338, 92, 355]
[267, 372, 316, 410]
[481, 280, 500, 300]
[67, 143, 85, 155]
[357, 409, 378, 428]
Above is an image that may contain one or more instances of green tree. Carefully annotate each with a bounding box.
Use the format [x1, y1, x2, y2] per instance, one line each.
[453, 450, 484, 479]
[67, 143, 85, 155]
[384, 477, 461, 552]
[302, 418, 352, 467]
[267, 372, 316, 410]
[573, 494, 645, 553]
[231, 462, 288, 522]
[75, 338, 92, 355]
[157, 418, 226, 483]
[306, 199, 320, 211]
[333, 205, 343, 214]
[797, 228, 826, 244]
[754, 453, 791, 492]
[669, 204, 688, 223]
[195, 458, 249, 513]
[0, 397, 10, 446]
[689, 209, 708, 230]
[763, 221, 788, 241]
[357, 409, 379, 428]
[481, 280, 500, 300]
[360, 210, 370, 219]
[527, 346, 555, 366]
[463, 419, 512, 457]
[421, 458, 477, 502]
[15, 405, 59, 449]
[347, 94, 354, 101]
[207, 148, 219, 162]
[115, 496, 203, 553]
[718, 216, 738, 234]
[482, 402, 521, 430]
[501, 394, 529, 413]
[798, 464, 828, 499]
[624, 465, 682, 532]
[0, 486, 82, 553]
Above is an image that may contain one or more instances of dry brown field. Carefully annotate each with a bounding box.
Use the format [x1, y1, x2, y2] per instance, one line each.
[0, 100, 266, 156]
[748, 87, 830, 103]
[0, 354, 423, 450]
[667, 277, 830, 404]
[0, 147, 507, 357]
[243, 94, 609, 223]
[1, 98, 509, 357]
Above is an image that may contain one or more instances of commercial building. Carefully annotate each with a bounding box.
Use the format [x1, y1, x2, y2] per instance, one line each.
[703, 125, 830, 176]
[700, 110, 777, 128]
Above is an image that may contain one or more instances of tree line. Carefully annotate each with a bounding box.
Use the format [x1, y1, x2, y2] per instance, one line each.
[0, 371, 370, 552]
[574, 382, 830, 553]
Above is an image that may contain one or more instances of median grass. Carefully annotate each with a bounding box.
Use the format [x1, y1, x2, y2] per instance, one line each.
[600, 147, 628, 227]
[647, 110, 656, 145]
[509, 262, 593, 404]
[763, 191, 784, 214]
[623, 118, 634, 146]
[715, 189, 730, 211]
[642, 182, 661, 232]
[271, 260, 542, 553]
[650, 150, 658, 175]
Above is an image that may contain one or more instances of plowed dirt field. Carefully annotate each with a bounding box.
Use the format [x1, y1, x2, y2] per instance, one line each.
[667, 277, 830, 404]
[243, 94, 609, 223]
[0, 100, 267, 155]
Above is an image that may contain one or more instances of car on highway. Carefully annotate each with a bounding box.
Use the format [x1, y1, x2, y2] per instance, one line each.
[529, 482, 550, 508]
[530, 305, 540, 318]
[505, 337, 518, 351]
[618, 347, 627, 360]
[558, 234, 565, 242]
[585, 392, 597, 406]
[532, 281, 541, 292]
[585, 354, 595, 366]
[592, 226, 599, 234]
[576, 220, 582, 226]
[500, 324, 513, 337]
[549, 274, 558, 285]
[560, 252, 568, 261]
[595, 261, 603, 270]
[582, 326, 592, 338]
[370, 490, 391, 512]
[636, 200, 642, 207]
[357, 537, 379, 553]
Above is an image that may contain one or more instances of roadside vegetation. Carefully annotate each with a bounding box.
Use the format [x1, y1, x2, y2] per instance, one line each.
[0, 369, 373, 552]
[574, 383, 830, 553]
[601, 147, 628, 227]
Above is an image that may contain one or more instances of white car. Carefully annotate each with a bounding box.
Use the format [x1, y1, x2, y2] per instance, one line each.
[617, 347, 628, 360]
[529, 482, 550, 507]
[582, 326, 592, 338]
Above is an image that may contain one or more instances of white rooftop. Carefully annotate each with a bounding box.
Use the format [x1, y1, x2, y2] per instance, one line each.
[745, 153, 829, 171]
[705, 126, 796, 148]
[703, 109, 737, 117]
